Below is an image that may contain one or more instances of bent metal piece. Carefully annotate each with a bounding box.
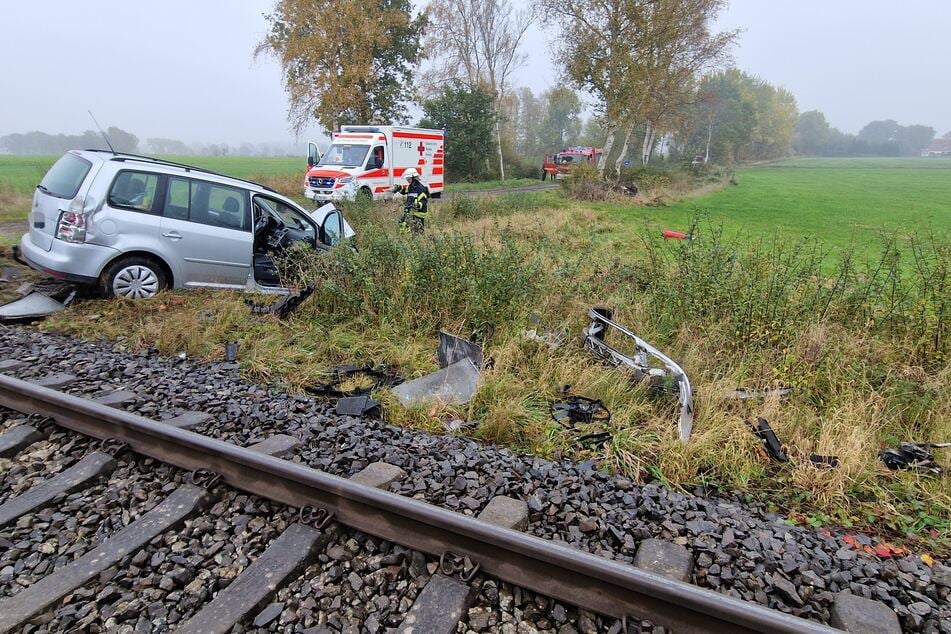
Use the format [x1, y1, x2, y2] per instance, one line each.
[582, 308, 694, 442]
[0, 374, 834, 634]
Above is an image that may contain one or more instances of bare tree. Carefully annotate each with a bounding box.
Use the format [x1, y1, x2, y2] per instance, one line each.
[424, 0, 534, 179]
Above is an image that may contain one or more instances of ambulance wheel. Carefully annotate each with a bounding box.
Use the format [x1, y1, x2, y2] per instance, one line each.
[431, 192, 441, 199]
[357, 187, 372, 201]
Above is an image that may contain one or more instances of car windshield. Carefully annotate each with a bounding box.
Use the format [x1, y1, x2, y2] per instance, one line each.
[317, 144, 370, 168]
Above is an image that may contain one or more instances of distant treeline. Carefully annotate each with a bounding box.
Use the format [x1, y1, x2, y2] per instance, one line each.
[0, 129, 302, 157]
[793, 114, 936, 157]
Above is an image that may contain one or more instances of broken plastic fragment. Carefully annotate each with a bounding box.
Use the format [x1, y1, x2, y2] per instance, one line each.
[437, 331, 483, 369]
[751, 417, 788, 462]
[245, 284, 315, 319]
[880, 442, 949, 474]
[391, 358, 480, 407]
[582, 307, 694, 442]
[809, 454, 839, 468]
[335, 395, 381, 417]
[724, 387, 792, 400]
[0, 292, 67, 323]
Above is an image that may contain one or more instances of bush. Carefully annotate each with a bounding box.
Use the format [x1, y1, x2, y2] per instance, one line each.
[287, 227, 545, 336]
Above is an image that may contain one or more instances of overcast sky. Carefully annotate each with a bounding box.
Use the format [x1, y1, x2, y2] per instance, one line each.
[1, 0, 948, 147]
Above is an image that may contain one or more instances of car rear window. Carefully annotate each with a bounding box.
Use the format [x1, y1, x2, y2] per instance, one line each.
[39, 153, 92, 199]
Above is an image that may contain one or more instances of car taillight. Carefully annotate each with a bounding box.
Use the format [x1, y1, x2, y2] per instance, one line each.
[56, 196, 87, 242]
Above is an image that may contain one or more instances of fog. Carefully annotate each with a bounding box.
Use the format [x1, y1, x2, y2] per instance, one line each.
[0, 0, 947, 147]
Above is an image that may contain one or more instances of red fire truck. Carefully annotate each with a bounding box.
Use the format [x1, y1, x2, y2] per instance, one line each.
[541, 146, 603, 180]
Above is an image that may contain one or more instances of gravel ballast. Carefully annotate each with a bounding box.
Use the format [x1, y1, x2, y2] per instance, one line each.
[1, 325, 949, 632]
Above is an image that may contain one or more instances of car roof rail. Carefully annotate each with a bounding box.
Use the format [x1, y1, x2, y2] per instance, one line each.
[82, 149, 279, 194]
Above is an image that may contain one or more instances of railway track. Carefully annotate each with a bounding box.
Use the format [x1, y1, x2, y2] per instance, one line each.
[0, 370, 845, 634]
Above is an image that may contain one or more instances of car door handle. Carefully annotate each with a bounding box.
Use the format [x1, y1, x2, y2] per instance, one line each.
[162, 231, 182, 240]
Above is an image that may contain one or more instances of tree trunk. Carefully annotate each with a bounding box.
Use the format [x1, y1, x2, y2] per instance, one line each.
[614, 124, 635, 182]
[495, 118, 506, 180]
[597, 122, 618, 178]
[640, 121, 653, 166]
[704, 115, 713, 163]
[646, 127, 658, 163]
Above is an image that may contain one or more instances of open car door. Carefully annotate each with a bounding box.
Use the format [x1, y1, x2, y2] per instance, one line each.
[307, 142, 321, 167]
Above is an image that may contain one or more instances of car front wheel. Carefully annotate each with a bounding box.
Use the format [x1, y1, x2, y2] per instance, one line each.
[100, 256, 167, 299]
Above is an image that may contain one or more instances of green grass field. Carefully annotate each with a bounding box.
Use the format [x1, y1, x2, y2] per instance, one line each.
[599, 157, 951, 258]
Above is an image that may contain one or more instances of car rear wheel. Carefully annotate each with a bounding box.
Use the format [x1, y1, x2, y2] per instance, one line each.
[100, 256, 167, 299]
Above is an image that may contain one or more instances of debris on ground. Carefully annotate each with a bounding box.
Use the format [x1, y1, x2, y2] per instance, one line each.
[335, 395, 382, 417]
[391, 358, 480, 407]
[442, 418, 479, 433]
[751, 417, 789, 462]
[306, 364, 402, 398]
[582, 307, 694, 442]
[437, 331, 483, 369]
[662, 229, 689, 240]
[245, 284, 315, 319]
[550, 387, 613, 448]
[0, 290, 74, 323]
[550, 390, 611, 427]
[881, 442, 949, 474]
[724, 387, 793, 400]
[809, 454, 839, 468]
[523, 314, 566, 349]
[225, 342, 238, 362]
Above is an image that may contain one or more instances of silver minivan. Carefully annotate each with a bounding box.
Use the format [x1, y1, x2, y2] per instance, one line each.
[18, 150, 354, 298]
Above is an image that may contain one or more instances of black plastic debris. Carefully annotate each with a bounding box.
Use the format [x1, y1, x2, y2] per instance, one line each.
[307, 364, 402, 398]
[224, 342, 238, 362]
[245, 284, 315, 319]
[880, 442, 949, 474]
[437, 331, 483, 369]
[550, 391, 612, 428]
[751, 417, 789, 462]
[724, 387, 792, 400]
[809, 454, 839, 468]
[335, 395, 381, 417]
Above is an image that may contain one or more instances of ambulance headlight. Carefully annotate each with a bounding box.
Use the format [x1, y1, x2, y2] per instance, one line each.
[338, 177, 354, 184]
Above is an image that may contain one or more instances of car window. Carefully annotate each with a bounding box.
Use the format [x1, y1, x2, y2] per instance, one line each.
[318, 144, 369, 167]
[366, 145, 385, 169]
[108, 171, 160, 213]
[163, 178, 249, 231]
[39, 153, 92, 199]
[323, 211, 342, 246]
[254, 195, 315, 243]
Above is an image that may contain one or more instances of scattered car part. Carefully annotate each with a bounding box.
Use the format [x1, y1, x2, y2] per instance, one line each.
[724, 387, 792, 400]
[442, 419, 479, 433]
[550, 391, 612, 428]
[0, 292, 69, 323]
[437, 331, 484, 369]
[246, 285, 315, 319]
[391, 358, 480, 407]
[751, 417, 789, 462]
[662, 229, 688, 240]
[524, 314, 567, 349]
[576, 432, 612, 447]
[809, 454, 839, 468]
[224, 342, 238, 362]
[582, 307, 694, 442]
[306, 364, 402, 399]
[880, 442, 949, 474]
[335, 395, 381, 417]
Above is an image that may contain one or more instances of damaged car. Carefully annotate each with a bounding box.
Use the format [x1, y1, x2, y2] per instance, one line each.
[16, 150, 354, 299]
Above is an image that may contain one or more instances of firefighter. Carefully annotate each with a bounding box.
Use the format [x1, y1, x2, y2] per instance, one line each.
[392, 168, 429, 234]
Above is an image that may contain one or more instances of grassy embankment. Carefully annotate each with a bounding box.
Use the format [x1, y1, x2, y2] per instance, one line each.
[2, 156, 949, 550]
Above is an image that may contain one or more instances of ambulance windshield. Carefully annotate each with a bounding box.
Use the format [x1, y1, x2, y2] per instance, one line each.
[317, 144, 370, 168]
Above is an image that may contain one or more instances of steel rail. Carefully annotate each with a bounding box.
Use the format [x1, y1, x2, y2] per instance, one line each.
[0, 374, 839, 634]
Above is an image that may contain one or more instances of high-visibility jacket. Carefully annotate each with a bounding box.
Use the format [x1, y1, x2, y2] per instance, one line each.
[393, 179, 429, 216]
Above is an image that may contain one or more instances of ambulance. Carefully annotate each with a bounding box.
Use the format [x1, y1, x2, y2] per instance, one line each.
[304, 126, 445, 202]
